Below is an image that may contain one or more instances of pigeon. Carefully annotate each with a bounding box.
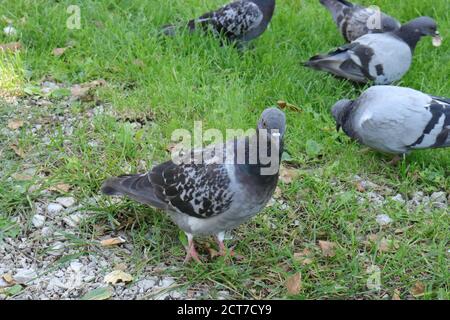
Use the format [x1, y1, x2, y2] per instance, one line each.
[331, 85, 450, 157]
[101, 107, 286, 262]
[319, 0, 400, 42]
[304, 16, 442, 85]
[161, 0, 276, 45]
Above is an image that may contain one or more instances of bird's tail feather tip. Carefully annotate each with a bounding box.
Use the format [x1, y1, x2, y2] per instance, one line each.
[100, 179, 122, 196]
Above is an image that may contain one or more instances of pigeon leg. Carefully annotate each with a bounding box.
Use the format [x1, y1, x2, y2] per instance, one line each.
[215, 232, 235, 257]
[388, 154, 403, 166]
[184, 233, 202, 264]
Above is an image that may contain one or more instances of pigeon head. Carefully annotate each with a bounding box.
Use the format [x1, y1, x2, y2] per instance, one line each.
[399, 17, 441, 49]
[381, 16, 401, 32]
[332, 99, 353, 131]
[258, 107, 286, 138]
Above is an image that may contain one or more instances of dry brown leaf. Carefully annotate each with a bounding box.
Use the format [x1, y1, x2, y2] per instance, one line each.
[285, 273, 302, 295]
[52, 47, 68, 56]
[279, 165, 298, 184]
[11, 173, 33, 181]
[48, 183, 72, 193]
[410, 281, 425, 297]
[277, 100, 287, 108]
[356, 182, 366, 193]
[114, 263, 127, 272]
[100, 237, 126, 247]
[378, 238, 391, 252]
[318, 240, 336, 257]
[104, 270, 133, 285]
[7, 119, 24, 130]
[2, 273, 15, 285]
[273, 186, 282, 198]
[10, 144, 25, 158]
[70, 79, 106, 100]
[293, 248, 313, 265]
[392, 289, 401, 300]
[0, 42, 21, 52]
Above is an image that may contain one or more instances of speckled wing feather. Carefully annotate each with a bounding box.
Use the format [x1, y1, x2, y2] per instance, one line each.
[192, 1, 264, 40]
[149, 159, 234, 220]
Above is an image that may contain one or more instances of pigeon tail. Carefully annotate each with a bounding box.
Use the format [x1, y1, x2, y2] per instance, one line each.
[101, 174, 167, 209]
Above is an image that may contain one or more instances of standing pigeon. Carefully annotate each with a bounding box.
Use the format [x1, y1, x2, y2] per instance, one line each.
[331, 86, 450, 158]
[319, 0, 401, 42]
[161, 0, 276, 45]
[101, 108, 286, 262]
[304, 17, 442, 85]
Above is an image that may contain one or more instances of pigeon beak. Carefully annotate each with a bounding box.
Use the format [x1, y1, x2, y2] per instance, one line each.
[432, 31, 442, 47]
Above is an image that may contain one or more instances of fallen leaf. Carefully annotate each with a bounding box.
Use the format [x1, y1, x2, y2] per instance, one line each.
[410, 281, 425, 297]
[48, 183, 72, 193]
[11, 173, 33, 181]
[10, 144, 25, 158]
[392, 289, 401, 300]
[356, 182, 366, 193]
[318, 240, 336, 257]
[279, 165, 298, 184]
[0, 284, 23, 296]
[285, 273, 302, 295]
[0, 41, 21, 52]
[7, 119, 24, 130]
[378, 238, 391, 252]
[81, 286, 113, 300]
[52, 47, 67, 56]
[114, 263, 127, 271]
[2, 273, 15, 285]
[273, 186, 282, 199]
[277, 100, 287, 108]
[104, 270, 133, 285]
[70, 79, 106, 100]
[293, 248, 313, 265]
[101, 237, 126, 247]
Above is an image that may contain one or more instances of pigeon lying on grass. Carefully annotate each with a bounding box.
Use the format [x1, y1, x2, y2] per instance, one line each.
[101, 108, 286, 262]
[331, 86, 450, 160]
[319, 0, 400, 42]
[304, 17, 442, 85]
[161, 0, 275, 46]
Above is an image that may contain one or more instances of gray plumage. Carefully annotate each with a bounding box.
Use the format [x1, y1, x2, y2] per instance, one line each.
[101, 107, 286, 261]
[161, 0, 275, 44]
[319, 0, 400, 42]
[332, 86, 450, 155]
[305, 17, 440, 85]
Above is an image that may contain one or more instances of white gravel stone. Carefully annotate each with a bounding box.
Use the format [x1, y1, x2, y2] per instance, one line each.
[32, 214, 46, 228]
[41, 226, 53, 237]
[3, 25, 17, 36]
[47, 203, 64, 215]
[391, 194, 405, 204]
[48, 242, 65, 256]
[13, 268, 37, 284]
[430, 192, 448, 209]
[137, 278, 157, 291]
[63, 213, 86, 228]
[376, 214, 393, 226]
[159, 277, 175, 288]
[56, 197, 76, 208]
[69, 261, 83, 273]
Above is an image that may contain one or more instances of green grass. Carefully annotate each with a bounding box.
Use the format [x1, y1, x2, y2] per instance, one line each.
[0, 0, 449, 299]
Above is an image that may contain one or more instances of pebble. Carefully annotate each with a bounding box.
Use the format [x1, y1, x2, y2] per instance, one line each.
[63, 213, 86, 228]
[47, 242, 65, 256]
[47, 203, 64, 215]
[391, 194, 405, 204]
[159, 277, 175, 288]
[3, 25, 17, 36]
[376, 214, 393, 226]
[13, 268, 37, 284]
[56, 197, 76, 208]
[137, 278, 157, 291]
[32, 214, 46, 228]
[69, 261, 83, 273]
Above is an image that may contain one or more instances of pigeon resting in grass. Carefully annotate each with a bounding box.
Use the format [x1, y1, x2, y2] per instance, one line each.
[319, 0, 400, 42]
[101, 108, 286, 262]
[304, 17, 442, 85]
[162, 0, 275, 45]
[332, 86, 450, 157]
